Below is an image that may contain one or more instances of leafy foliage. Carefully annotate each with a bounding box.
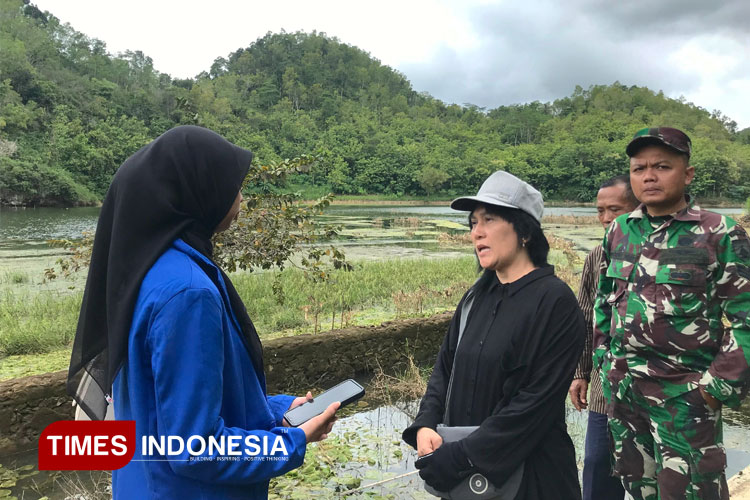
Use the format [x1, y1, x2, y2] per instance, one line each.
[43, 156, 353, 307]
[45, 230, 94, 280]
[213, 155, 352, 304]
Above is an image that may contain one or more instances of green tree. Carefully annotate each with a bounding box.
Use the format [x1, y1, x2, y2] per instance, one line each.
[417, 166, 450, 195]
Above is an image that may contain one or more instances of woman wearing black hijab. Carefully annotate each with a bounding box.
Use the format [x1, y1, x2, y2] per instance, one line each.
[67, 126, 338, 499]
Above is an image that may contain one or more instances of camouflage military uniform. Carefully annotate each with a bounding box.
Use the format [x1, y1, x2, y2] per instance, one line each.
[593, 197, 750, 500]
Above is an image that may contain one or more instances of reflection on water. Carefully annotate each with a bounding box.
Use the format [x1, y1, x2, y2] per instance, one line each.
[300, 401, 431, 499]
[1, 205, 744, 265]
[328, 401, 750, 495]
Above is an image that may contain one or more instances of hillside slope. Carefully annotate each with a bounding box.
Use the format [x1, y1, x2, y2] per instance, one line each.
[1, 0, 749, 205]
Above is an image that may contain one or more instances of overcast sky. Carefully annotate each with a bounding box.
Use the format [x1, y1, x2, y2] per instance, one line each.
[32, 0, 750, 129]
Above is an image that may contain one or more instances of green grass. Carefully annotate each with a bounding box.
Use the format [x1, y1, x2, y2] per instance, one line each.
[0, 239, 584, 380]
[1, 271, 31, 285]
[0, 290, 82, 356]
[0, 348, 72, 380]
[234, 255, 479, 336]
[0, 233, 583, 378]
[0, 256, 479, 369]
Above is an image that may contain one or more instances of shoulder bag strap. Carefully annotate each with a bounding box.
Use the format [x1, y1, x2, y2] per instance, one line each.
[443, 287, 476, 426]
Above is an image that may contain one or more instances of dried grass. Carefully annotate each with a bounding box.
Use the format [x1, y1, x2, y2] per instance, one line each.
[555, 267, 582, 294]
[392, 217, 421, 227]
[437, 231, 472, 246]
[371, 355, 428, 406]
[543, 215, 599, 225]
[29, 470, 112, 500]
[391, 282, 471, 318]
[736, 214, 750, 227]
[547, 233, 583, 268]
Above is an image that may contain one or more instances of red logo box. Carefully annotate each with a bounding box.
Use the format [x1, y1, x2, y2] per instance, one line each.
[38, 420, 135, 470]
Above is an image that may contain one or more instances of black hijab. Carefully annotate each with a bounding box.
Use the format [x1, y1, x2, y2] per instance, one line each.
[67, 125, 263, 420]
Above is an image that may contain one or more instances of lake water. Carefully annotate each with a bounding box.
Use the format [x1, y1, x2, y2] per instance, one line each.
[2, 204, 744, 244]
[306, 401, 750, 497]
[0, 203, 744, 290]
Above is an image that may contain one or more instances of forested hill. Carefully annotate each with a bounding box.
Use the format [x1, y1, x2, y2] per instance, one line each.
[2, 0, 750, 207]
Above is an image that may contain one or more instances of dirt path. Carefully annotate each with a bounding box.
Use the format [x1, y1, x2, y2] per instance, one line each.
[730, 465, 750, 499]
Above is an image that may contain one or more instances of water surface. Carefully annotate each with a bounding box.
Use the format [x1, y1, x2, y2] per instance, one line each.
[2, 204, 743, 245]
[5, 399, 749, 499]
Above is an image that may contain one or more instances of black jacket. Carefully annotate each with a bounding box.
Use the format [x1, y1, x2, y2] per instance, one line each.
[403, 266, 585, 500]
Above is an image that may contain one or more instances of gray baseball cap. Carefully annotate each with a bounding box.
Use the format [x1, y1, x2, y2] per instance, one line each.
[450, 170, 544, 223]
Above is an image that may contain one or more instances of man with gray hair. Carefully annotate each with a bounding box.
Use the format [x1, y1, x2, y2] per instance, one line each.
[569, 174, 638, 500]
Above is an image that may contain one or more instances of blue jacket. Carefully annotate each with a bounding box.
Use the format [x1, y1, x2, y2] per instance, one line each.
[113, 239, 306, 499]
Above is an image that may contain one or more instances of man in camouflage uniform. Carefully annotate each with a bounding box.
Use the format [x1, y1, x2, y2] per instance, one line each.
[593, 127, 750, 500]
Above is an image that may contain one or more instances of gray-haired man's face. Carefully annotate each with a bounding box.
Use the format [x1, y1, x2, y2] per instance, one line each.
[596, 184, 636, 229]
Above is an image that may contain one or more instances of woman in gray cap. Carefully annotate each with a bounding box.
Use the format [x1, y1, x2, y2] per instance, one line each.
[403, 171, 585, 499]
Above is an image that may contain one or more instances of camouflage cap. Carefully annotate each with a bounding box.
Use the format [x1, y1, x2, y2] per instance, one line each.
[626, 127, 692, 158]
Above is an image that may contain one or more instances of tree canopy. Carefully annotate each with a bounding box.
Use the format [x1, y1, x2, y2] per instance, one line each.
[2, 0, 749, 206]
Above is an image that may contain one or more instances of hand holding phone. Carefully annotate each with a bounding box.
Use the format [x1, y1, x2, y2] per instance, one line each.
[299, 401, 339, 443]
[282, 391, 313, 427]
[283, 379, 365, 427]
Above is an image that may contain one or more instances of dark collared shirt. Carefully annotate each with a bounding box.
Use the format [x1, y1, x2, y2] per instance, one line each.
[404, 266, 585, 499]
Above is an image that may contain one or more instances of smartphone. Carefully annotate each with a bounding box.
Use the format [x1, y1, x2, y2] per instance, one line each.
[415, 452, 434, 468]
[283, 379, 365, 427]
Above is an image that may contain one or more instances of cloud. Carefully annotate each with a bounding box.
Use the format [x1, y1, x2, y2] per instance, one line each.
[31, 0, 750, 128]
[399, 0, 750, 127]
[596, 0, 750, 36]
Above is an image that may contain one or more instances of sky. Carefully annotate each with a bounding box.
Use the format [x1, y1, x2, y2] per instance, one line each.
[31, 0, 750, 129]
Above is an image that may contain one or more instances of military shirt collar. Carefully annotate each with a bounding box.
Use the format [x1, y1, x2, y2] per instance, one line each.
[627, 195, 700, 223]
